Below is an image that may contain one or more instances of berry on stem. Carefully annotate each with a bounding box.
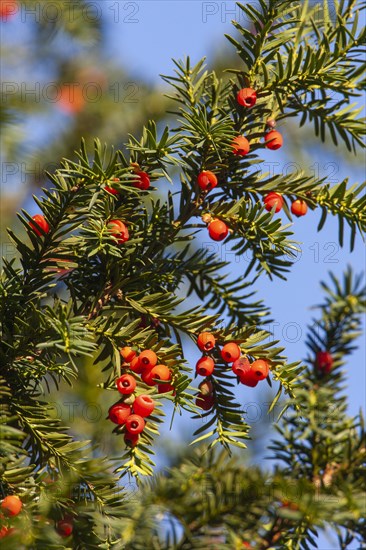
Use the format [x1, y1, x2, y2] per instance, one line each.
[232, 136, 250, 156]
[237, 87, 257, 108]
[1, 495, 22, 517]
[129, 355, 143, 374]
[133, 395, 155, 417]
[30, 214, 50, 236]
[150, 364, 171, 382]
[251, 359, 269, 380]
[57, 519, 73, 537]
[232, 356, 251, 377]
[124, 431, 139, 447]
[125, 414, 145, 434]
[197, 332, 216, 352]
[139, 350, 158, 369]
[265, 130, 283, 150]
[108, 403, 131, 424]
[239, 369, 259, 387]
[221, 342, 241, 363]
[116, 374, 136, 395]
[197, 170, 218, 191]
[199, 379, 213, 396]
[196, 356, 215, 377]
[291, 200, 308, 217]
[157, 382, 175, 394]
[108, 219, 129, 244]
[208, 219, 229, 242]
[315, 351, 333, 374]
[120, 346, 136, 363]
[132, 171, 150, 190]
[196, 393, 214, 411]
[263, 192, 284, 213]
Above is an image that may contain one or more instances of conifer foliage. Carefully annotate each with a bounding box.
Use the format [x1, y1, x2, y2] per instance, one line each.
[0, 0, 365, 547]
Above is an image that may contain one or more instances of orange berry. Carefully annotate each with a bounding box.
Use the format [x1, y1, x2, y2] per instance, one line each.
[265, 130, 283, 150]
[150, 364, 171, 382]
[116, 374, 136, 395]
[120, 346, 136, 363]
[141, 368, 156, 386]
[231, 136, 250, 156]
[133, 395, 155, 417]
[263, 192, 283, 213]
[139, 350, 158, 369]
[196, 356, 215, 377]
[1, 495, 22, 517]
[197, 332, 216, 352]
[291, 199, 308, 217]
[30, 214, 50, 236]
[251, 359, 269, 380]
[108, 403, 131, 424]
[237, 87, 257, 108]
[221, 342, 241, 363]
[125, 414, 145, 434]
[108, 219, 129, 244]
[197, 170, 218, 191]
[129, 355, 143, 374]
[208, 219, 229, 242]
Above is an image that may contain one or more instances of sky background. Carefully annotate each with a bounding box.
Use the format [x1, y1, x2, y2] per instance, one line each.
[1, 1, 365, 548]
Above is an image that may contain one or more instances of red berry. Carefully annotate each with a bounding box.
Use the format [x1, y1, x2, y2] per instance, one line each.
[141, 368, 155, 386]
[150, 364, 171, 382]
[232, 356, 251, 377]
[251, 359, 269, 380]
[30, 214, 50, 236]
[0, 0, 18, 20]
[104, 186, 119, 195]
[129, 355, 143, 374]
[221, 342, 241, 363]
[237, 87, 257, 108]
[265, 130, 283, 150]
[124, 431, 139, 447]
[263, 192, 283, 213]
[108, 219, 129, 244]
[133, 395, 155, 417]
[125, 414, 145, 434]
[196, 356, 215, 377]
[239, 369, 259, 387]
[0, 526, 10, 538]
[108, 403, 131, 424]
[157, 382, 175, 394]
[132, 171, 150, 190]
[1, 495, 22, 517]
[208, 219, 229, 242]
[120, 346, 136, 363]
[197, 170, 218, 191]
[139, 349, 158, 369]
[232, 136, 250, 156]
[291, 199, 308, 217]
[57, 519, 73, 537]
[196, 393, 214, 411]
[197, 332, 216, 352]
[315, 351, 333, 374]
[116, 374, 136, 395]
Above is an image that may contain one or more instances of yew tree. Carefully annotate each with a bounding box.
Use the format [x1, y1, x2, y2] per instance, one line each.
[0, 0, 365, 548]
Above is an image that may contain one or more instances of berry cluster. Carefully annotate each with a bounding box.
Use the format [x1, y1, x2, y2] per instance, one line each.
[198, 86, 309, 242]
[0, 495, 22, 539]
[107, 347, 173, 447]
[194, 332, 270, 411]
